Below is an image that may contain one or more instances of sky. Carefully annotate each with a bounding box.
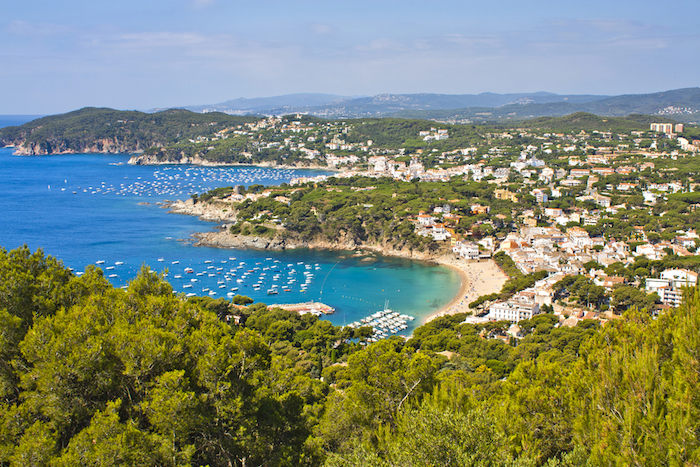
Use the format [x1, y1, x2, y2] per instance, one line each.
[1, 0, 698, 115]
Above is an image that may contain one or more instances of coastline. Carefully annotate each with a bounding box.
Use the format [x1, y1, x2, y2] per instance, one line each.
[187, 226, 508, 323]
[127, 153, 334, 171]
[425, 257, 508, 323]
[167, 198, 508, 323]
[3, 147, 334, 172]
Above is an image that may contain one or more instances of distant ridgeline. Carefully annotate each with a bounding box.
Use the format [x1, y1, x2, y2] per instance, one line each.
[178, 88, 700, 122]
[0, 105, 683, 166]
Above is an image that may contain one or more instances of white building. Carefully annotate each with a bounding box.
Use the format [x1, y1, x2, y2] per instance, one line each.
[646, 269, 698, 307]
[488, 294, 541, 322]
[660, 269, 698, 288]
[453, 241, 479, 260]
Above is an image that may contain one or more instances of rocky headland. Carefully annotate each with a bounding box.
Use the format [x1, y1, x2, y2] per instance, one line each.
[11, 137, 144, 156]
[168, 198, 447, 261]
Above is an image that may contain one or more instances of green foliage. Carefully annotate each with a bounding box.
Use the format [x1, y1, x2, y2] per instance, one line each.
[569, 301, 700, 465]
[505, 112, 670, 133]
[317, 339, 444, 451]
[0, 247, 323, 466]
[0, 107, 256, 154]
[500, 270, 548, 299]
[326, 401, 531, 467]
[611, 285, 659, 313]
[3, 246, 700, 466]
[199, 175, 509, 253]
[493, 251, 522, 279]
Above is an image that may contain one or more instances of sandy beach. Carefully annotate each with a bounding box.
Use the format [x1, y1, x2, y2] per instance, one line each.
[425, 256, 509, 323]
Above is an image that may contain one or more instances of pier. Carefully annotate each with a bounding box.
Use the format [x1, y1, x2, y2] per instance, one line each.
[267, 301, 335, 316]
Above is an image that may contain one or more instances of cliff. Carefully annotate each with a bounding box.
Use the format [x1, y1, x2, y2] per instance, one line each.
[12, 137, 143, 156]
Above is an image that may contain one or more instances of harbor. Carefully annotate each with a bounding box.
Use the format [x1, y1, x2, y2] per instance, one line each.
[346, 303, 416, 342]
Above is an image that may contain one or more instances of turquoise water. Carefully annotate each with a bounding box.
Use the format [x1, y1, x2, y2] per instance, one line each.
[0, 148, 461, 333]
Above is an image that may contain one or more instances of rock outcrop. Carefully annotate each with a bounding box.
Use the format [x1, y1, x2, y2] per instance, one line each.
[168, 198, 447, 260]
[192, 229, 446, 262]
[168, 199, 238, 223]
[12, 137, 141, 156]
[128, 153, 210, 166]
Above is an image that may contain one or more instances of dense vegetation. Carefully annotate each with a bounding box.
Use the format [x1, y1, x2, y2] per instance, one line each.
[0, 107, 256, 154]
[2, 245, 700, 466]
[211, 175, 518, 252]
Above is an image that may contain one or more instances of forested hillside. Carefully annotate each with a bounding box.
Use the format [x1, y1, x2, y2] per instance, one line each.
[1, 245, 699, 466]
[0, 108, 256, 155]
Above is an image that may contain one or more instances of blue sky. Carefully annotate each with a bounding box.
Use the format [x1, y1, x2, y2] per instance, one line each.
[1, 0, 698, 114]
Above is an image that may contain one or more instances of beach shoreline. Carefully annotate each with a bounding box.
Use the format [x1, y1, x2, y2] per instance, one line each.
[173, 215, 508, 325]
[426, 257, 509, 323]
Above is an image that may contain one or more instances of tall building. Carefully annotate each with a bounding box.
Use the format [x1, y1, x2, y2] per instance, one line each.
[650, 123, 674, 134]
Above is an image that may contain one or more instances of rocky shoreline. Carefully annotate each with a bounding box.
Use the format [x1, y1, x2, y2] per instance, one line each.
[167, 196, 511, 322]
[8, 137, 144, 156]
[128, 153, 329, 170]
[191, 229, 445, 262]
[4, 143, 328, 171]
[167, 198, 446, 261]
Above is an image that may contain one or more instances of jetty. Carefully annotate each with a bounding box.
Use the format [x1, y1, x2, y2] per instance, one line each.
[267, 301, 335, 316]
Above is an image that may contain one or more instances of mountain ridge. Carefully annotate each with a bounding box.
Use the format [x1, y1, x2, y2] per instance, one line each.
[161, 88, 700, 122]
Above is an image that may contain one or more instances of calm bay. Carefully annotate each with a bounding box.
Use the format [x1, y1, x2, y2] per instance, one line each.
[0, 148, 461, 334]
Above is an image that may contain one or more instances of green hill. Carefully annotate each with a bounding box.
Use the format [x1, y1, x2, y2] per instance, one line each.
[0, 107, 257, 155]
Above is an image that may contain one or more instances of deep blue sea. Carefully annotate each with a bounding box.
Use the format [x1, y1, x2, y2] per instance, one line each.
[0, 148, 460, 334]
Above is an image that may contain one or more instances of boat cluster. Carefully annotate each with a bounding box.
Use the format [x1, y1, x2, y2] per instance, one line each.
[347, 308, 416, 341]
[75, 260, 125, 279]
[169, 258, 321, 298]
[75, 256, 324, 300]
[63, 166, 302, 198]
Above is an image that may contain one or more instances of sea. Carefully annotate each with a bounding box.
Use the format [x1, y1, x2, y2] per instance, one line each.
[0, 148, 461, 334]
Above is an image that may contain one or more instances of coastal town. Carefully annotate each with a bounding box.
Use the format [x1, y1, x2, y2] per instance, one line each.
[160, 114, 700, 336]
[4, 107, 700, 334]
[5, 0, 700, 463]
